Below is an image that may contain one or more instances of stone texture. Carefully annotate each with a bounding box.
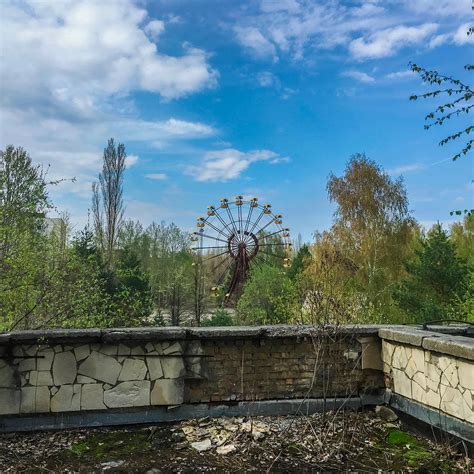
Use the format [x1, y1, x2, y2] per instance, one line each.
[52, 351, 77, 385]
[20, 387, 36, 413]
[163, 342, 182, 355]
[78, 351, 121, 385]
[36, 371, 54, 386]
[18, 358, 36, 372]
[151, 379, 184, 405]
[161, 357, 186, 379]
[118, 358, 147, 381]
[100, 345, 117, 356]
[51, 385, 81, 412]
[35, 386, 50, 412]
[146, 357, 164, 380]
[0, 361, 15, 387]
[0, 388, 21, 415]
[457, 360, 474, 391]
[81, 383, 106, 410]
[77, 375, 97, 384]
[37, 349, 54, 371]
[104, 381, 150, 408]
[74, 344, 90, 362]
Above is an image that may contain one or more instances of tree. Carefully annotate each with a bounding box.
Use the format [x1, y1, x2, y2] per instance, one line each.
[394, 224, 469, 322]
[287, 244, 311, 281]
[451, 215, 474, 267]
[92, 138, 126, 271]
[409, 63, 473, 162]
[325, 154, 416, 320]
[0, 146, 51, 328]
[237, 264, 298, 325]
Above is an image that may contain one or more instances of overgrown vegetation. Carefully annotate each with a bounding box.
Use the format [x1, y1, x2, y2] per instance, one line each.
[0, 143, 472, 330]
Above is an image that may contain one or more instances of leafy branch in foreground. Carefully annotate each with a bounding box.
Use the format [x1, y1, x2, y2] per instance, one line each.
[409, 62, 473, 162]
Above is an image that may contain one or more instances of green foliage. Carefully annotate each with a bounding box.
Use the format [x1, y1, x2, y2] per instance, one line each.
[201, 308, 234, 326]
[237, 264, 298, 325]
[394, 224, 469, 322]
[287, 244, 311, 281]
[321, 154, 416, 322]
[409, 63, 473, 162]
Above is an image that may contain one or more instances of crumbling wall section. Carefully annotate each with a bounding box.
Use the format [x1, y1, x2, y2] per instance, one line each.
[0, 326, 384, 416]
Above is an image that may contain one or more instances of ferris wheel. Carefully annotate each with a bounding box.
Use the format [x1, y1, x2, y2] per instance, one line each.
[191, 196, 291, 304]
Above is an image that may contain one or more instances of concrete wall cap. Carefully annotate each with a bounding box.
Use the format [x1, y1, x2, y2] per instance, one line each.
[0, 324, 384, 345]
[422, 334, 474, 361]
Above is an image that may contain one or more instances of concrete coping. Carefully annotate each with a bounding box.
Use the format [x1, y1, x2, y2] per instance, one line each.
[0, 324, 383, 345]
[379, 327, 474, 361]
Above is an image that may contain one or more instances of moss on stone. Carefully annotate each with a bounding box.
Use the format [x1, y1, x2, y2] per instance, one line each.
[69, 430, 151, 460]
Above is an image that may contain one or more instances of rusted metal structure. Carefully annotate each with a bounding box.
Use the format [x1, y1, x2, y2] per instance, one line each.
[191, 196, 291, 304]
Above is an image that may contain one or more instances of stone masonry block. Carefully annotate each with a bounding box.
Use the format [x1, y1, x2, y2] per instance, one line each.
[104, 381, 150, 408]
[52, 351, 77, 385]
[118, 358, 147, 381]
[78, 351, 121, 385]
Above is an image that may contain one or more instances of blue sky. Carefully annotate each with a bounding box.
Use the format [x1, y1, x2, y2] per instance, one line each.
[1, 0, 472, 240]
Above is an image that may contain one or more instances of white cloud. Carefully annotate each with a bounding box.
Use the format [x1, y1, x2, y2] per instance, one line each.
[342, 70, 375, 83]
[233, 1, 466, 62]
[452, 23, 474, 45]
[0, 0, 218, 201]
[0, 0, 217, 114]
[145, 173, 168, 180]
[144, 19, 165, 40]
[188, 148, 288, 182]
[125, 154, 139, 167]
[349, 24, 438, 59]
[257, 71, 279, 87]
[385, 70, 416, 80]
[387, 164, 425, 175]
[234, 26, 277, 60]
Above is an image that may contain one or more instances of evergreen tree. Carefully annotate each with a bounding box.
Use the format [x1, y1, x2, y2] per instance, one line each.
[394, 224, 469, 322]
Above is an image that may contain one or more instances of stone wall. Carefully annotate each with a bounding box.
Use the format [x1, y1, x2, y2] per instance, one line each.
[0, 326, 384, 416]
[380, 327, 474, 424]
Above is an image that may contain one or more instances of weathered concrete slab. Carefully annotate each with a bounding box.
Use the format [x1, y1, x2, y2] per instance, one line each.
[422, 335, 474, 361]
[378, 327, 440, 347]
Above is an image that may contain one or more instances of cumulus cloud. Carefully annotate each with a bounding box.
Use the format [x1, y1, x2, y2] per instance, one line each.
[188, 148, 288, 182]
[349, 24, 438, 59]
[341, 70, 375, 83]
[0, 0, 218, 202]
[144, 19, 165, 40]
[0, 1, 217, 107]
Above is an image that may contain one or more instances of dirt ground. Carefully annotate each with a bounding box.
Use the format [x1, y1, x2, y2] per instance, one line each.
[0, 409, 471, 473]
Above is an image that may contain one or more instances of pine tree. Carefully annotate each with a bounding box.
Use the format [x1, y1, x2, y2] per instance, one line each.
[394, 224, 469, 322]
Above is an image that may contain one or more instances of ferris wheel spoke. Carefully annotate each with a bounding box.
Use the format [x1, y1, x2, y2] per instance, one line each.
[244, 205, 254, 235]
[202, 249, 230, 262]
[195, 233, 228, 244]
[224, 206, 238, 235]
[259, 249, 285, 259]
[193, 245, 228, 250]
[255, 217, 277, 235]
[203, 219, 231, 239]
[213, 209, 234, 237]
[247, 208, 265, 235]
[258, 229, 285, 240]
[216, 259, 234, 286]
